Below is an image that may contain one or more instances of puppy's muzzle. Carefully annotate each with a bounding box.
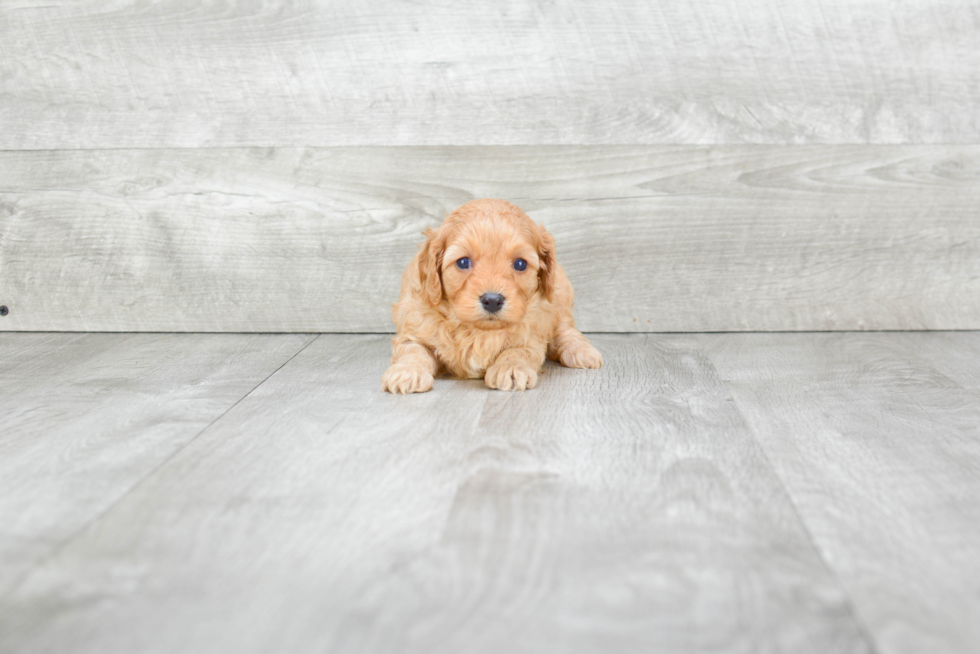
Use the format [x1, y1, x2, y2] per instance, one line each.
[480, 293, 505, 314]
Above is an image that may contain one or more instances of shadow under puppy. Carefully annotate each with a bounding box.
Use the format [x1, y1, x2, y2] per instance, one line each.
[383, 199, 602, 394]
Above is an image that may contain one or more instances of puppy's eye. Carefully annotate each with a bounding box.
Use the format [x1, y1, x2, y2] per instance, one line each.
[513, 258, 528, 271]
[456, 257, 471, 270]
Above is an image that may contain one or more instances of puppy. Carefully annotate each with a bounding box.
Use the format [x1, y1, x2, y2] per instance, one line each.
[382, 199, 602, 393]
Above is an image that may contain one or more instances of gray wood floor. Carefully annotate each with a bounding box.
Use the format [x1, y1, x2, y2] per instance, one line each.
[1, 332, 978, 654]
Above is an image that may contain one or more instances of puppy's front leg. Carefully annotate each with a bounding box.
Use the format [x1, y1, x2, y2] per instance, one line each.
[549, 325, 603, 369]
[382, 339, 438, 394]
[485, 346, 546, 391]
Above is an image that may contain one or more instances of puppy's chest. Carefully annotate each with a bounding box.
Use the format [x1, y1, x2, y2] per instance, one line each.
[436, 329, 512, 378]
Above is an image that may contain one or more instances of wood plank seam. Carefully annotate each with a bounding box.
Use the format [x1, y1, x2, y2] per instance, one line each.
[719, 380, 884, 654]
[0, 334, 320, 604]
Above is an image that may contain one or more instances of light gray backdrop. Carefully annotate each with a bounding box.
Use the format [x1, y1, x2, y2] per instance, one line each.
[1, 0, 978, 331]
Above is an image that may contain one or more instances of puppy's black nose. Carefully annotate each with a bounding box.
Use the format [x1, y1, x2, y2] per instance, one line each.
[480, 293, 505, 314]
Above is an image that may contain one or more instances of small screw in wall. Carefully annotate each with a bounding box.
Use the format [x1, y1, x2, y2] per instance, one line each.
[0, 306, 8, 316]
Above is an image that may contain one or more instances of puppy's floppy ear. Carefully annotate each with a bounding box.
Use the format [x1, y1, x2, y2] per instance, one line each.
[417, 227, 445, 306]
[537, 223, 557, 303]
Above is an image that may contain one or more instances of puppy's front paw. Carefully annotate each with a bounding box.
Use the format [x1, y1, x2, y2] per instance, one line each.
[485, 362, 538, 391]
[560, 342, 603, 369]
[382, 365, 434, 394]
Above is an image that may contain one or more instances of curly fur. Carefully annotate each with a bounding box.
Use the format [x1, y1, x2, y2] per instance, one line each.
[382, 199, 603, 393]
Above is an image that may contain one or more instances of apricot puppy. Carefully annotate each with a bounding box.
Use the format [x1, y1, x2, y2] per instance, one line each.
[382, 199, 602, 393]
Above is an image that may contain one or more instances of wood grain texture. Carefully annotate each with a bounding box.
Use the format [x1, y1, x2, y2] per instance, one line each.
[2, 145, 979, 332]
[0, 332, 313, 598]
[1, 0, 978, 148]
[0, 334, 871, 654]
[704, 332, 980, 654]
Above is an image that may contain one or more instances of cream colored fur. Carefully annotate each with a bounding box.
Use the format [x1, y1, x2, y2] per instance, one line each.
[382, 199, 602, 393]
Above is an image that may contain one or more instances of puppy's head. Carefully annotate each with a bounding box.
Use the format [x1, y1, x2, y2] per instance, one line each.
[418, 199, 555, 329]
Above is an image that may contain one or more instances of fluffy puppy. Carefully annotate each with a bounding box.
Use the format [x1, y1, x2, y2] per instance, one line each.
[382, 199, 602, 394]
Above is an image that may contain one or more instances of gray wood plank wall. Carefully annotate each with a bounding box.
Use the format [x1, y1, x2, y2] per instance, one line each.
[1, 1, 978, 332]
[2, 0, 978, 148]
[2, 146, 979, 332]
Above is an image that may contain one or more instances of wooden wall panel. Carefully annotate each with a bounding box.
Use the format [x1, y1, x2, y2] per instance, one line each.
[1, 0, 978, 148]
[1, 145, 978, 332]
